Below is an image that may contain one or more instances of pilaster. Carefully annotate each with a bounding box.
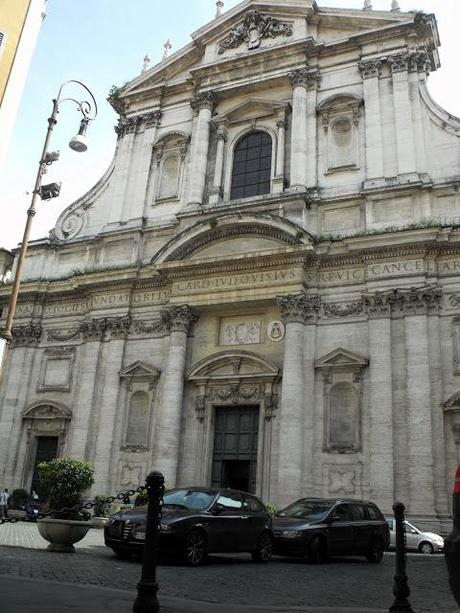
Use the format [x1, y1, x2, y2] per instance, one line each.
[209, 125, 228, 205]
[358, 59, 384, 184]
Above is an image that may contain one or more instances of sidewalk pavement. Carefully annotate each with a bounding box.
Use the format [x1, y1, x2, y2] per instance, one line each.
[1, 576, 391, 613]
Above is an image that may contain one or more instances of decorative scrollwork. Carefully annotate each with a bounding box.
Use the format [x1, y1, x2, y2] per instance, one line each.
[60, 212, 83, 240]
[217, 10, 293, 55]
[12, 324, 43, 347]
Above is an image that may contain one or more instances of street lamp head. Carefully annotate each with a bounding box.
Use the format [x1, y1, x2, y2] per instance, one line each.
[69, 117, 90, 152]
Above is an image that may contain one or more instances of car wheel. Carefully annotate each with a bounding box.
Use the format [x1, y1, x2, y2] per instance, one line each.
[251, 531, 274, 563]
[419, 541, 434, 555]
[366, 537, 384, 563]
[309, 536, 328, 564]
[112, 548, 131, 560]
[184, 530, 207, 566]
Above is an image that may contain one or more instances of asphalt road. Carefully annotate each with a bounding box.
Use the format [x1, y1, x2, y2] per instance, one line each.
[0, 537, 457, 612]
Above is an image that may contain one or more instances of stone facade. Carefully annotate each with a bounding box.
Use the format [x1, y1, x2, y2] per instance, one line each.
[1, 1, 460, 531]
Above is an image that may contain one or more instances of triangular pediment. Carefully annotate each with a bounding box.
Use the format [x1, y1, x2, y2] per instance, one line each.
[216, 98, 288, 125]
[315, 348, 368, 370]
[120, 361, 161, 379]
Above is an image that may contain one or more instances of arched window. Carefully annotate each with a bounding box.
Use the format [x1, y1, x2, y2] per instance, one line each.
[230, 131, 272, 200]
[126, 391, 149, 447]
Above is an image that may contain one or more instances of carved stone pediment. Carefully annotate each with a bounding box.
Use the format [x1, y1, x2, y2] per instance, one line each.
[217, 10, 293, 55]
[120, 361, 161, 381]
[215, 98, 288, 126]
[315, 348, 368, 373]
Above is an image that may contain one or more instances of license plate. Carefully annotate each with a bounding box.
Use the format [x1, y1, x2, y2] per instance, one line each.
[134, 531, 146, 541]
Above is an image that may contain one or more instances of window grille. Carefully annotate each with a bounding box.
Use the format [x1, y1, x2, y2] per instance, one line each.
[230, 131, 272, 200]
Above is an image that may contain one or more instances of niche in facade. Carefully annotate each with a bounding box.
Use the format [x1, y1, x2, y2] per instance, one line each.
[150, 133, 188, 204]
[119, 361, 161, 451]
[317, 95, 363, 174]
[315, 348, 368, 453]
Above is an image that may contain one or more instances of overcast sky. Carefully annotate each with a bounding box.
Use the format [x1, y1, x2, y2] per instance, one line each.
[0, 0, 459, 251]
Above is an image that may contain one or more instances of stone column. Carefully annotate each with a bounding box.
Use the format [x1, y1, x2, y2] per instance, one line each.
[156, 305, 196, 486]
[112, 116, 140, 222]
[359, 59, 384, 183]
[272, 118, 286, 194]
[288, 69, 309, 192]
[408, 52, 430, 175]
[209, 125, 227, 205]
[396, 286, 442, 518]
[388, 53, 417, 178]
[187, 91, 215, 206]
[276, 293, 320, 507]
[363, 292, 394, 514]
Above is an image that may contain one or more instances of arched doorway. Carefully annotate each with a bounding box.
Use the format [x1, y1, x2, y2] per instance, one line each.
[22, 402, 71, 495]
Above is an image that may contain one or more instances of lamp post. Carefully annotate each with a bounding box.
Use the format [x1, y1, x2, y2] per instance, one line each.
[0, 80, 97, 369]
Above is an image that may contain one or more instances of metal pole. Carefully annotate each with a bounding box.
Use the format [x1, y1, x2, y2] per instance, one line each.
[390, 502, 415, 613]
[133, 471, 164, 613]
[445, 465, 460, 607]
[1, 100, 59, 343]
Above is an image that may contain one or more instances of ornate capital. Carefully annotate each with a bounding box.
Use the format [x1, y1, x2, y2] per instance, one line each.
[276, 118, 286, 130]
[105, 315, 132, 340]
[12, 324, 42, 347]
[80, 318, 107, 342]
[162, 305, 198, 334]
[358, 58, 383, 79]
[362, 291, 393, 319]
[389, 285, 443, 316]
[276, 293, 321, 323]
[388, 53, 410, 74]
[114, 115, 141, 139]
[190, 91, 216, 114]
[289, 68, 321, 89]
[144, 110, 162, 128]
[217, 10, 293, 55]
[216, 126, 228, 142]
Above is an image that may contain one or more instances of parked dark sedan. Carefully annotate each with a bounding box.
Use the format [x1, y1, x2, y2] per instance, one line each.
[104, 487, 274, 566]
[272, 498, 390, 563]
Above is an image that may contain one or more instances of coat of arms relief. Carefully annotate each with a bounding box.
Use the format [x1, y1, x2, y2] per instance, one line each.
[218, 10, 293, 55]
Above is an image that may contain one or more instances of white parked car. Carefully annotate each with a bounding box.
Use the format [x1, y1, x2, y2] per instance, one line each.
[386, 518, 444, 554]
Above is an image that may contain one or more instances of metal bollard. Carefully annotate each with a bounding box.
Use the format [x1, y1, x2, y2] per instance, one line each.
[389, 502, 415, 613]
[445, 465, 460, 607]
[133, 471, 165, 613]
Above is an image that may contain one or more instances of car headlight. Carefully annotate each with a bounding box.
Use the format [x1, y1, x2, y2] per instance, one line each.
[159, 523, 173, 532]
[281, 530, 303, 538]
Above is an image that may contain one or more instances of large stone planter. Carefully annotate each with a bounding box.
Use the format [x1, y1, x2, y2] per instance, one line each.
[91, 516, 108, 529]
[37, 518, 91, 552]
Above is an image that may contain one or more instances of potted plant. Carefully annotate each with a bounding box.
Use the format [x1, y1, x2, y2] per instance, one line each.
[36, 458, 94, 552]
[91, 495, 112, 528]
[9, 488, 28, 518]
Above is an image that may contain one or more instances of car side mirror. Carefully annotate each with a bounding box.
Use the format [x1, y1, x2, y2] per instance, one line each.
[410, 528, 417, 534]
[212, 504, 225, 515]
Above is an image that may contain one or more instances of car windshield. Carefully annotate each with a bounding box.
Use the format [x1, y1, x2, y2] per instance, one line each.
[278, 500, 332, 521]
[163, 489, 216, 511]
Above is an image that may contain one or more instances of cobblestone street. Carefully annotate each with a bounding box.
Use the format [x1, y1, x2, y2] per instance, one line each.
[0, 524, 457, 612]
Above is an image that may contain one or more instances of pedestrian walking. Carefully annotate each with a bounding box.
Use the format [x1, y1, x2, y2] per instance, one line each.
[3, 489, 9, 517]
[0, 490, 6, 518]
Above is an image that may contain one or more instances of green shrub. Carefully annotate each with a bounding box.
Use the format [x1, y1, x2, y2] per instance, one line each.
[134, 490, 148, 507]
[93, 495, 111, 518]
[37, 458, 94, 519]
[9, 488, 29, 510]
[265, 503, 278, 516]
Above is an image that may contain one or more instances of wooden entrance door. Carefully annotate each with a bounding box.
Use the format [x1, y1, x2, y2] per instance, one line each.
[31, 436, 59, 496]
[211, 406, 259, 493]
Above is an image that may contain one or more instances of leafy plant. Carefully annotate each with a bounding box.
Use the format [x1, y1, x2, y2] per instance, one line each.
[93, 495, 111, 518]
[134, 490, 148, 507]
[9, 488, 28, 510]
[37, 458, 94, 520]
[265, 503, 278, 517]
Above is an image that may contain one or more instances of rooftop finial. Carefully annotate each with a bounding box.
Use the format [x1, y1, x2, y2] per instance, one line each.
[216, 1, 224, 18]
[391, 0, 400, 11]
[363, 0, 372, 10]
[142, 53, 150, 73]
[163, 39, 172, 61]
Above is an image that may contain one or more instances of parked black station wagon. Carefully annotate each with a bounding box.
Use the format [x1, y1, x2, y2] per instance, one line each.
[104, 487, 274, 566]
[272, 498, 390, 563]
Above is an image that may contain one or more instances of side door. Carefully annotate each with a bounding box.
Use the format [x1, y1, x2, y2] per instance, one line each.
[404, 521, 420, 551]
[350, 503, 371, 554]
[327, 504, 356, 556]
[242, 495, 269, 551]
[211, 492, 246, 552]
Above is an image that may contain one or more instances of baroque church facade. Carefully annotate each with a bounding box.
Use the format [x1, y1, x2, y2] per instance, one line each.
[1, 0, 460, 530]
